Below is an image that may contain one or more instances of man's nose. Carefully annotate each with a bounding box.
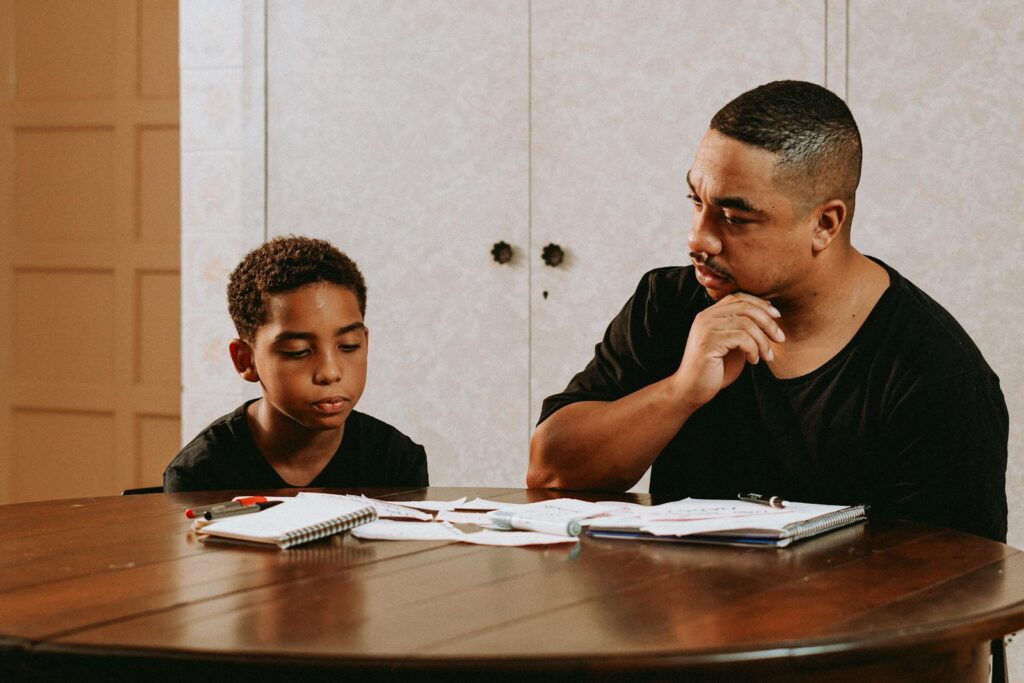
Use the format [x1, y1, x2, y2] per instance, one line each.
[688, 210, 721, 256]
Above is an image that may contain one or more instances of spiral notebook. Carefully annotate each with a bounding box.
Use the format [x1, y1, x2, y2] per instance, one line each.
[587, 500, 868, 548]
[198, 494, 378, 549]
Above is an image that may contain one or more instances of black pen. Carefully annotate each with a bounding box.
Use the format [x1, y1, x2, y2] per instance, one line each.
[738, 493, 787, 509]
[204, 500, 283, 521]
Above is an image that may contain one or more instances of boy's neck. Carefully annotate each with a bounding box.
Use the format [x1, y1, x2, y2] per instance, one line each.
[246, 399, 345, 486]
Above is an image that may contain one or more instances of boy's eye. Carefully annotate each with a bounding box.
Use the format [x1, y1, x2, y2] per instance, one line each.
[339, 344, 362, 353]
[687, 193, 702, 207]
[281, 349, 310, 358]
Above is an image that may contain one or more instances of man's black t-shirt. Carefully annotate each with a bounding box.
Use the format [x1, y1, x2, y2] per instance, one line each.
[164, 401, 429, 492]
[540, 259, 1008, 541]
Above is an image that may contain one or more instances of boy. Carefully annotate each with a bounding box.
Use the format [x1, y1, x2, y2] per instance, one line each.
[164, 236, 428, 491]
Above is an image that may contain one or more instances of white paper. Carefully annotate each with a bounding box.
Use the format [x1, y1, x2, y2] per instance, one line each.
[298, 492, 434, 521]
[350, 520, 578, 546]
[458, 498, 515, 511]
[382, 498, 467, 512]
[590, 499, 849, 537]
[351, 520, 462, 541]
[435, 510, 494, 525]
[488, 499, 616, 528]
[458, 529, 579, 546]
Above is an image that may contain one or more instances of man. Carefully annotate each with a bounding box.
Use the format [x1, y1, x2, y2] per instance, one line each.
[528, 81, 1008, 541]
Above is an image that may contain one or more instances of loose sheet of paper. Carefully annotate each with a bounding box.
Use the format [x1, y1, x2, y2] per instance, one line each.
[435, 510, 494, 525]
[298, 492, 434, 521]
[382, 498, 467, 512]
[351, 520, 577, 546]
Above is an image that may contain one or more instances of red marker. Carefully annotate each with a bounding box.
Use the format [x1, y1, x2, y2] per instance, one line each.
[203, 500, 283, 521]
[184, 496, 268, 519]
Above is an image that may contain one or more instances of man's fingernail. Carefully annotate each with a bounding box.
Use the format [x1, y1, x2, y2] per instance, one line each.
[769, 305, 782, 318]
[768, 348, 775, 362]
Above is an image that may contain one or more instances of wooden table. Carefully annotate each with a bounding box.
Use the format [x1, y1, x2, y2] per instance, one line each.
[1, 487, 1022, 682]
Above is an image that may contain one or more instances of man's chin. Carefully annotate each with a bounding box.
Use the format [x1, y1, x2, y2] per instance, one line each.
[702, 282, 737, 301]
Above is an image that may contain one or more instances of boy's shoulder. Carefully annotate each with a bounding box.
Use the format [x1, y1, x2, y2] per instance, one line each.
[164, 401, 259, 491]
[345, 409, 424, 453]
[177, 401, 253, 459]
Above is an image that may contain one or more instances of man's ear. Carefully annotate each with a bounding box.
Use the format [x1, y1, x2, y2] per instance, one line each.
[811, 199, 848, 253]
[229, 339, 260, 382]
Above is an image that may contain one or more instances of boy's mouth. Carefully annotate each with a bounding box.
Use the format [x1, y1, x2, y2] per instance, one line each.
[313, 397, 349, 414]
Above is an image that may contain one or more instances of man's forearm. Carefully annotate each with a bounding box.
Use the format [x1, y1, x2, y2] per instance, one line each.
[527, 377, 699, 490]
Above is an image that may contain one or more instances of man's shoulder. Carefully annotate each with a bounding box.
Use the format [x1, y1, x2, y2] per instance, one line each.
[618, 265, 707, 331]
[634, 265, 700, 300]
[873, 261, 997, 379]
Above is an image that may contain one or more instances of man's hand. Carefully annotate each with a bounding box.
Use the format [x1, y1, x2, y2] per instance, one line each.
[672, 293, 784, 407]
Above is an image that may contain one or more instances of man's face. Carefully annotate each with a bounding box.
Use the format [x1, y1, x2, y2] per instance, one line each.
[686, 129, 816, 302]
[249, 282, 368, 432]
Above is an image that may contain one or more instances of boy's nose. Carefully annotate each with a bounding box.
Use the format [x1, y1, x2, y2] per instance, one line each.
[314, 355, 342, 385]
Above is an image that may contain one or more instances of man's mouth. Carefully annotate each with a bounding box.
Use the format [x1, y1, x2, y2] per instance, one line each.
[690, 252, 732, 283]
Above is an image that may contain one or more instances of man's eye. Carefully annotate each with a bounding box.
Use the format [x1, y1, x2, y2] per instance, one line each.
[723, 215, 750, 225]
[282, 349, 310, 358]
[339, 344, 362, 353]
[687, 193, 702, 207]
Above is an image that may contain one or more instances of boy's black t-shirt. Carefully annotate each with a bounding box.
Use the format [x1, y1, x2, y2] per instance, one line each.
[164, 400, 429, 492]
[539, 259, 1009, 541]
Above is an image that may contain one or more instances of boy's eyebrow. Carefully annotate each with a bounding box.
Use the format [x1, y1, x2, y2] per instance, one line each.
[686, 170, 764, 214]
[273, 322, 366, 342]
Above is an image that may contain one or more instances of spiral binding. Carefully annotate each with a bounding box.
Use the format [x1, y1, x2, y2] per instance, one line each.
[782, 505, 868, 543]
[277, 507, 379, 549]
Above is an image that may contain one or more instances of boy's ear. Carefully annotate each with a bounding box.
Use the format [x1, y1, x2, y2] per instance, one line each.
[229, 339, 260, 383]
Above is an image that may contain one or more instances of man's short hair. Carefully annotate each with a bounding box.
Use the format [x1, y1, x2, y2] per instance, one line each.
[228, 235, 367, 342]
[710, 80, 862, 210]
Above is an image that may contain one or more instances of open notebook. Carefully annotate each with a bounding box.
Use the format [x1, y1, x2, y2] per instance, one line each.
[587, 499, 868, 548]
[198, 494, 377, 549]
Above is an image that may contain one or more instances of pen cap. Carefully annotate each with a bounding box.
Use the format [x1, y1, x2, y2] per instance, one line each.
[489, 509, 516, 530]
[488, 509, 583, 537]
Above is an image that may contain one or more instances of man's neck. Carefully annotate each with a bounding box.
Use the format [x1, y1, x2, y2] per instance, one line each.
[767, 250, 889, 379]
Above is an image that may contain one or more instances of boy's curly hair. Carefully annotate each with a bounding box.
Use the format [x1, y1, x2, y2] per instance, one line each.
[227, 235, 366, 342]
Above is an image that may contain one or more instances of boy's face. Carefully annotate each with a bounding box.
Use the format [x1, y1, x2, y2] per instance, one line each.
[234, 282, 368, 433]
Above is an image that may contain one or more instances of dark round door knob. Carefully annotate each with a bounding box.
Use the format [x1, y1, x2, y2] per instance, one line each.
[491, 241, 513, 264]
[541, 243, 564, 267]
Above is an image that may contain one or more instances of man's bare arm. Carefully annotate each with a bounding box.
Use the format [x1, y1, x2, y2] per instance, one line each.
[528, 377, 700, 490]
[528, 293, 784, 490]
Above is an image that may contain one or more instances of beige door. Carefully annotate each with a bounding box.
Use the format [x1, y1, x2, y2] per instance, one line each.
[0, 0, 180, 503]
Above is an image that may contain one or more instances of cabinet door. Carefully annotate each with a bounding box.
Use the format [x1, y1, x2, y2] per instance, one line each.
[267, 2, 530, 486]
[529, 1, 827, 488]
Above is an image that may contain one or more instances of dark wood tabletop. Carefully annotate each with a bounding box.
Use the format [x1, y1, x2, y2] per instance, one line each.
[1, 487, 1021, 682]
